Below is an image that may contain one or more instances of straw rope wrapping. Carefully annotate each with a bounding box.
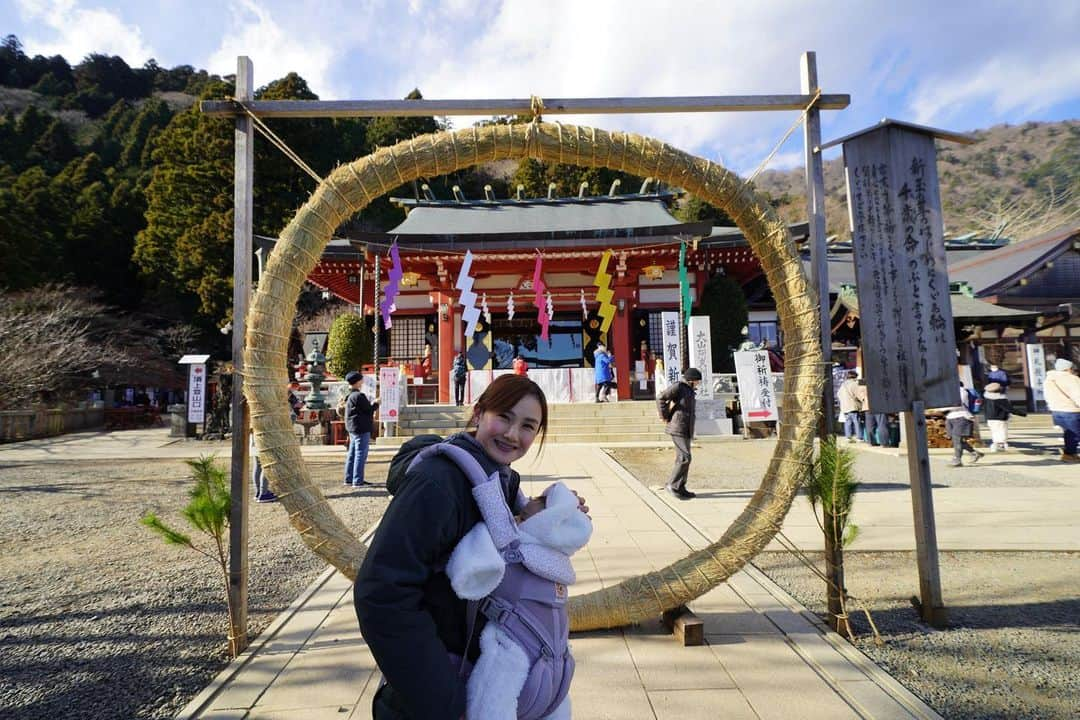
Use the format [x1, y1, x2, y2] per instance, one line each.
[245, 122, 823, 631]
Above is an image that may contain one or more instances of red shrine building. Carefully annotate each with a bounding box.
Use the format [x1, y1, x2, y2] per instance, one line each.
[284, 189, 797, 404]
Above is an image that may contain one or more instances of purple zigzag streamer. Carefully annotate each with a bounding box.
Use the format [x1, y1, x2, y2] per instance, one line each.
[533, 254, 549, 341]
[380, 241, 403, 329]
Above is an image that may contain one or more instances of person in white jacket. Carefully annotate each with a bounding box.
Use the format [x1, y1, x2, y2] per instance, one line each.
[944, 385, 984, 467]
[1044, 358, 1080, 462]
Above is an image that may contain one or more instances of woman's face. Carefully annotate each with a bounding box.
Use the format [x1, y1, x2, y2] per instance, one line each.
[474, 394, 543, 465]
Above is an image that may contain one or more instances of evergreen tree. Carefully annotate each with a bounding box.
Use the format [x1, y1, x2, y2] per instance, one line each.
[695, 272, 749, 372]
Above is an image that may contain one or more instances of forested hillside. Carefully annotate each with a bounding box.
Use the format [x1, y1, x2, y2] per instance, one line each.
[755, 120, 1080, 241]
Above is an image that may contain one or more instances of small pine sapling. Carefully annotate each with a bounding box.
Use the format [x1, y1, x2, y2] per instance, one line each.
[141, 455, 241, 656]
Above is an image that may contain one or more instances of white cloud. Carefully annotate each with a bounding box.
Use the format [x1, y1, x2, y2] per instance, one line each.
[909, 49, 1080, 125]
[204, 0, 352, 99]
[14, 0, 155, 65]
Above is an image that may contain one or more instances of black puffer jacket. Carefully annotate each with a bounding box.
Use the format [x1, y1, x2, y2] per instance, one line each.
[354, 432, 521, 720]
[657, 380, 697, 438]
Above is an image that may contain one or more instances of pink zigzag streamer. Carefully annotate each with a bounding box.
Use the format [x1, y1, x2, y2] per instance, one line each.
[380, 241, 403, 329]
[532, 254, 550, 341]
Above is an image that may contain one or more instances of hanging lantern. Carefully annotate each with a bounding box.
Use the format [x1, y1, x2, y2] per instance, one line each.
[642, 264, 666, 280]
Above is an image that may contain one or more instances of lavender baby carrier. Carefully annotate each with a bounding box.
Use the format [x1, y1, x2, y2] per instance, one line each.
[408, 443, 574, 720]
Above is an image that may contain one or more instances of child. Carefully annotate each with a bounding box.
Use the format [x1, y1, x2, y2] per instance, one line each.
[945, 385, 984, 467]
[982, 382, 1025, 452]
[445, 481, 592, 720]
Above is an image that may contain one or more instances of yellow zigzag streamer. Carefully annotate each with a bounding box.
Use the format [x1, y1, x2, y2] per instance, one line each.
[593, 249, 615, 334]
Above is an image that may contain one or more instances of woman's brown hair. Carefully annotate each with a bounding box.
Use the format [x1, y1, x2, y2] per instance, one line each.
[467, 374, 549, 449]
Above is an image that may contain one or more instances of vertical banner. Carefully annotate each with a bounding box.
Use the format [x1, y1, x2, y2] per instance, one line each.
[661, 311, 681, 387]
[688, 316, 713, 399]
[843, 126, 958, 412]
[1025, 344, 1047, 404]
[734, 350, 777, 423]
[378, 366, 400, 423]
[187, 363, 207, 423]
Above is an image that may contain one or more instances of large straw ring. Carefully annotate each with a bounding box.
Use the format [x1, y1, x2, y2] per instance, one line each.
[245, 123, 823, 631]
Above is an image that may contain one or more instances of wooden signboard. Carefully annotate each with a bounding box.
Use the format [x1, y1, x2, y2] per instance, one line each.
[842, 125, 959, 413]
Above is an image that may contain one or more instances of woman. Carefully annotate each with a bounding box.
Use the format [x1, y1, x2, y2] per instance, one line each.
[354, 374, 586, 719]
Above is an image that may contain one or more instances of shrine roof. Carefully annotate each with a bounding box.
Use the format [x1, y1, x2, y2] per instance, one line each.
[350, 192, 711, 249]
[834, 291, 1040, 324]
[945, 222, 1080, 297]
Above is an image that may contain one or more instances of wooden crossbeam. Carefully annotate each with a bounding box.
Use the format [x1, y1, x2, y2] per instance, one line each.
[200, 94, 850, 118]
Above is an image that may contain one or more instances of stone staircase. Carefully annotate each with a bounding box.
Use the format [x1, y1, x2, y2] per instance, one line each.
[378, 400, 672, 445]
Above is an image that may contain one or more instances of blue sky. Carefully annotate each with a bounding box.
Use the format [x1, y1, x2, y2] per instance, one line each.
[4, 0, 1079, 174]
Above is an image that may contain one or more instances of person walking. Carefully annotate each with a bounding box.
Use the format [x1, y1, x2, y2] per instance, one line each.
[838, 371, 865, 442]
[945, 385, 984, 467]
[343, 371, 378, 487]
[986, 363, 1010, 389]
[354, 374, 588, 720]
[1044, 358, 1080, 462]
[657, 367, 701, 500]
[451, 351, 468, 406]
[982, 382, 1025, 452]
[512, 353, 529, 376]
[593, 343, 614, 402]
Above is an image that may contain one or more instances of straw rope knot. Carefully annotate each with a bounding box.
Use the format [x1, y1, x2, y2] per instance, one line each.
[529, 94, 545, 121]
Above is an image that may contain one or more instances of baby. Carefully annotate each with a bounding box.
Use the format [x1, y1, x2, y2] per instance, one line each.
[445, 482, 592, 720]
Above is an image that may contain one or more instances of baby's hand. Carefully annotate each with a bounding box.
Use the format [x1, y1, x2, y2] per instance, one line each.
[516, 496, 546, 523]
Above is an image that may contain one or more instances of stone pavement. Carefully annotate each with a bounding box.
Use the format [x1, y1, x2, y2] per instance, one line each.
[170, 441, 942, 720]
[7, 422, 1071, 719]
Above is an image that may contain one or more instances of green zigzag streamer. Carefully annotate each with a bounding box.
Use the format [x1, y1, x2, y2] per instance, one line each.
[679, 240, 692, 326]
[593, 249, 615, 334]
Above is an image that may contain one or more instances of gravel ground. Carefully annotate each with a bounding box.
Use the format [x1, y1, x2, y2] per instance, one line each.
[607, 444, 1079, 720]
[0, 455, 390, 720]
[754, 551, 1079, 720]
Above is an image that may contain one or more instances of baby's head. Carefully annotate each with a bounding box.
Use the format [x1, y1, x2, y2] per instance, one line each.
[517, 483, 593, 556]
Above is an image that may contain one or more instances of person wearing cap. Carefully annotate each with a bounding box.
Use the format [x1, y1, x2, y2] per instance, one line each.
[1044, 358, 1080, 462]
[343, 371, 379, 486]
[657, 367, 701, 499]
[981, 382, 1025, 452]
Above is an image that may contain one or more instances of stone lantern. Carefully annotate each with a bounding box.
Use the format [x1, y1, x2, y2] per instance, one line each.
[302, 345, 329, 410]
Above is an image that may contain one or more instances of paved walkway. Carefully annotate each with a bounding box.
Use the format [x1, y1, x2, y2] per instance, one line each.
[173, 442, 941, 720]
[7, 423, 1072, 719]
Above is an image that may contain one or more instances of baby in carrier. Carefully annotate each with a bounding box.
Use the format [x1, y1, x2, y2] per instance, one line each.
[410, 441, 592, 719]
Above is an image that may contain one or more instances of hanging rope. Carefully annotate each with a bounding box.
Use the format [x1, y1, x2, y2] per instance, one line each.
[228, 96, 324, 185]
[745, 88, 822, 185]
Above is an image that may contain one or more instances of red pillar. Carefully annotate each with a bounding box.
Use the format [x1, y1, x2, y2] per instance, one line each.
[437, 292, 454, 404]
[612, 285, 634, 400]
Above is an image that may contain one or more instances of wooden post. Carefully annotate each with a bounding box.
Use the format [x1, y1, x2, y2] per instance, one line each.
[903, 401, 947, 627]
[802, 51, 834, 438]
[227, 56, 254, 657]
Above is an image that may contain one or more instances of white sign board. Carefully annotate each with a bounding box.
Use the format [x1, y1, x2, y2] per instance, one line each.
[734, 350, 777, 423]
[379, 367, 400, 423]
[1025, 344, 1046, 403]
[187, 363, 207, 424]
[688, 316, 713, 399]
[843, 126, 958, 413]
[661, 311, 681, 387]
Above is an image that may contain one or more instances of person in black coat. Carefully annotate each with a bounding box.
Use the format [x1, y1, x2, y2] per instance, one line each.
[354, 374, 587, 720]
[343, 371, 378, 487]
[657, 367, 702, 500]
